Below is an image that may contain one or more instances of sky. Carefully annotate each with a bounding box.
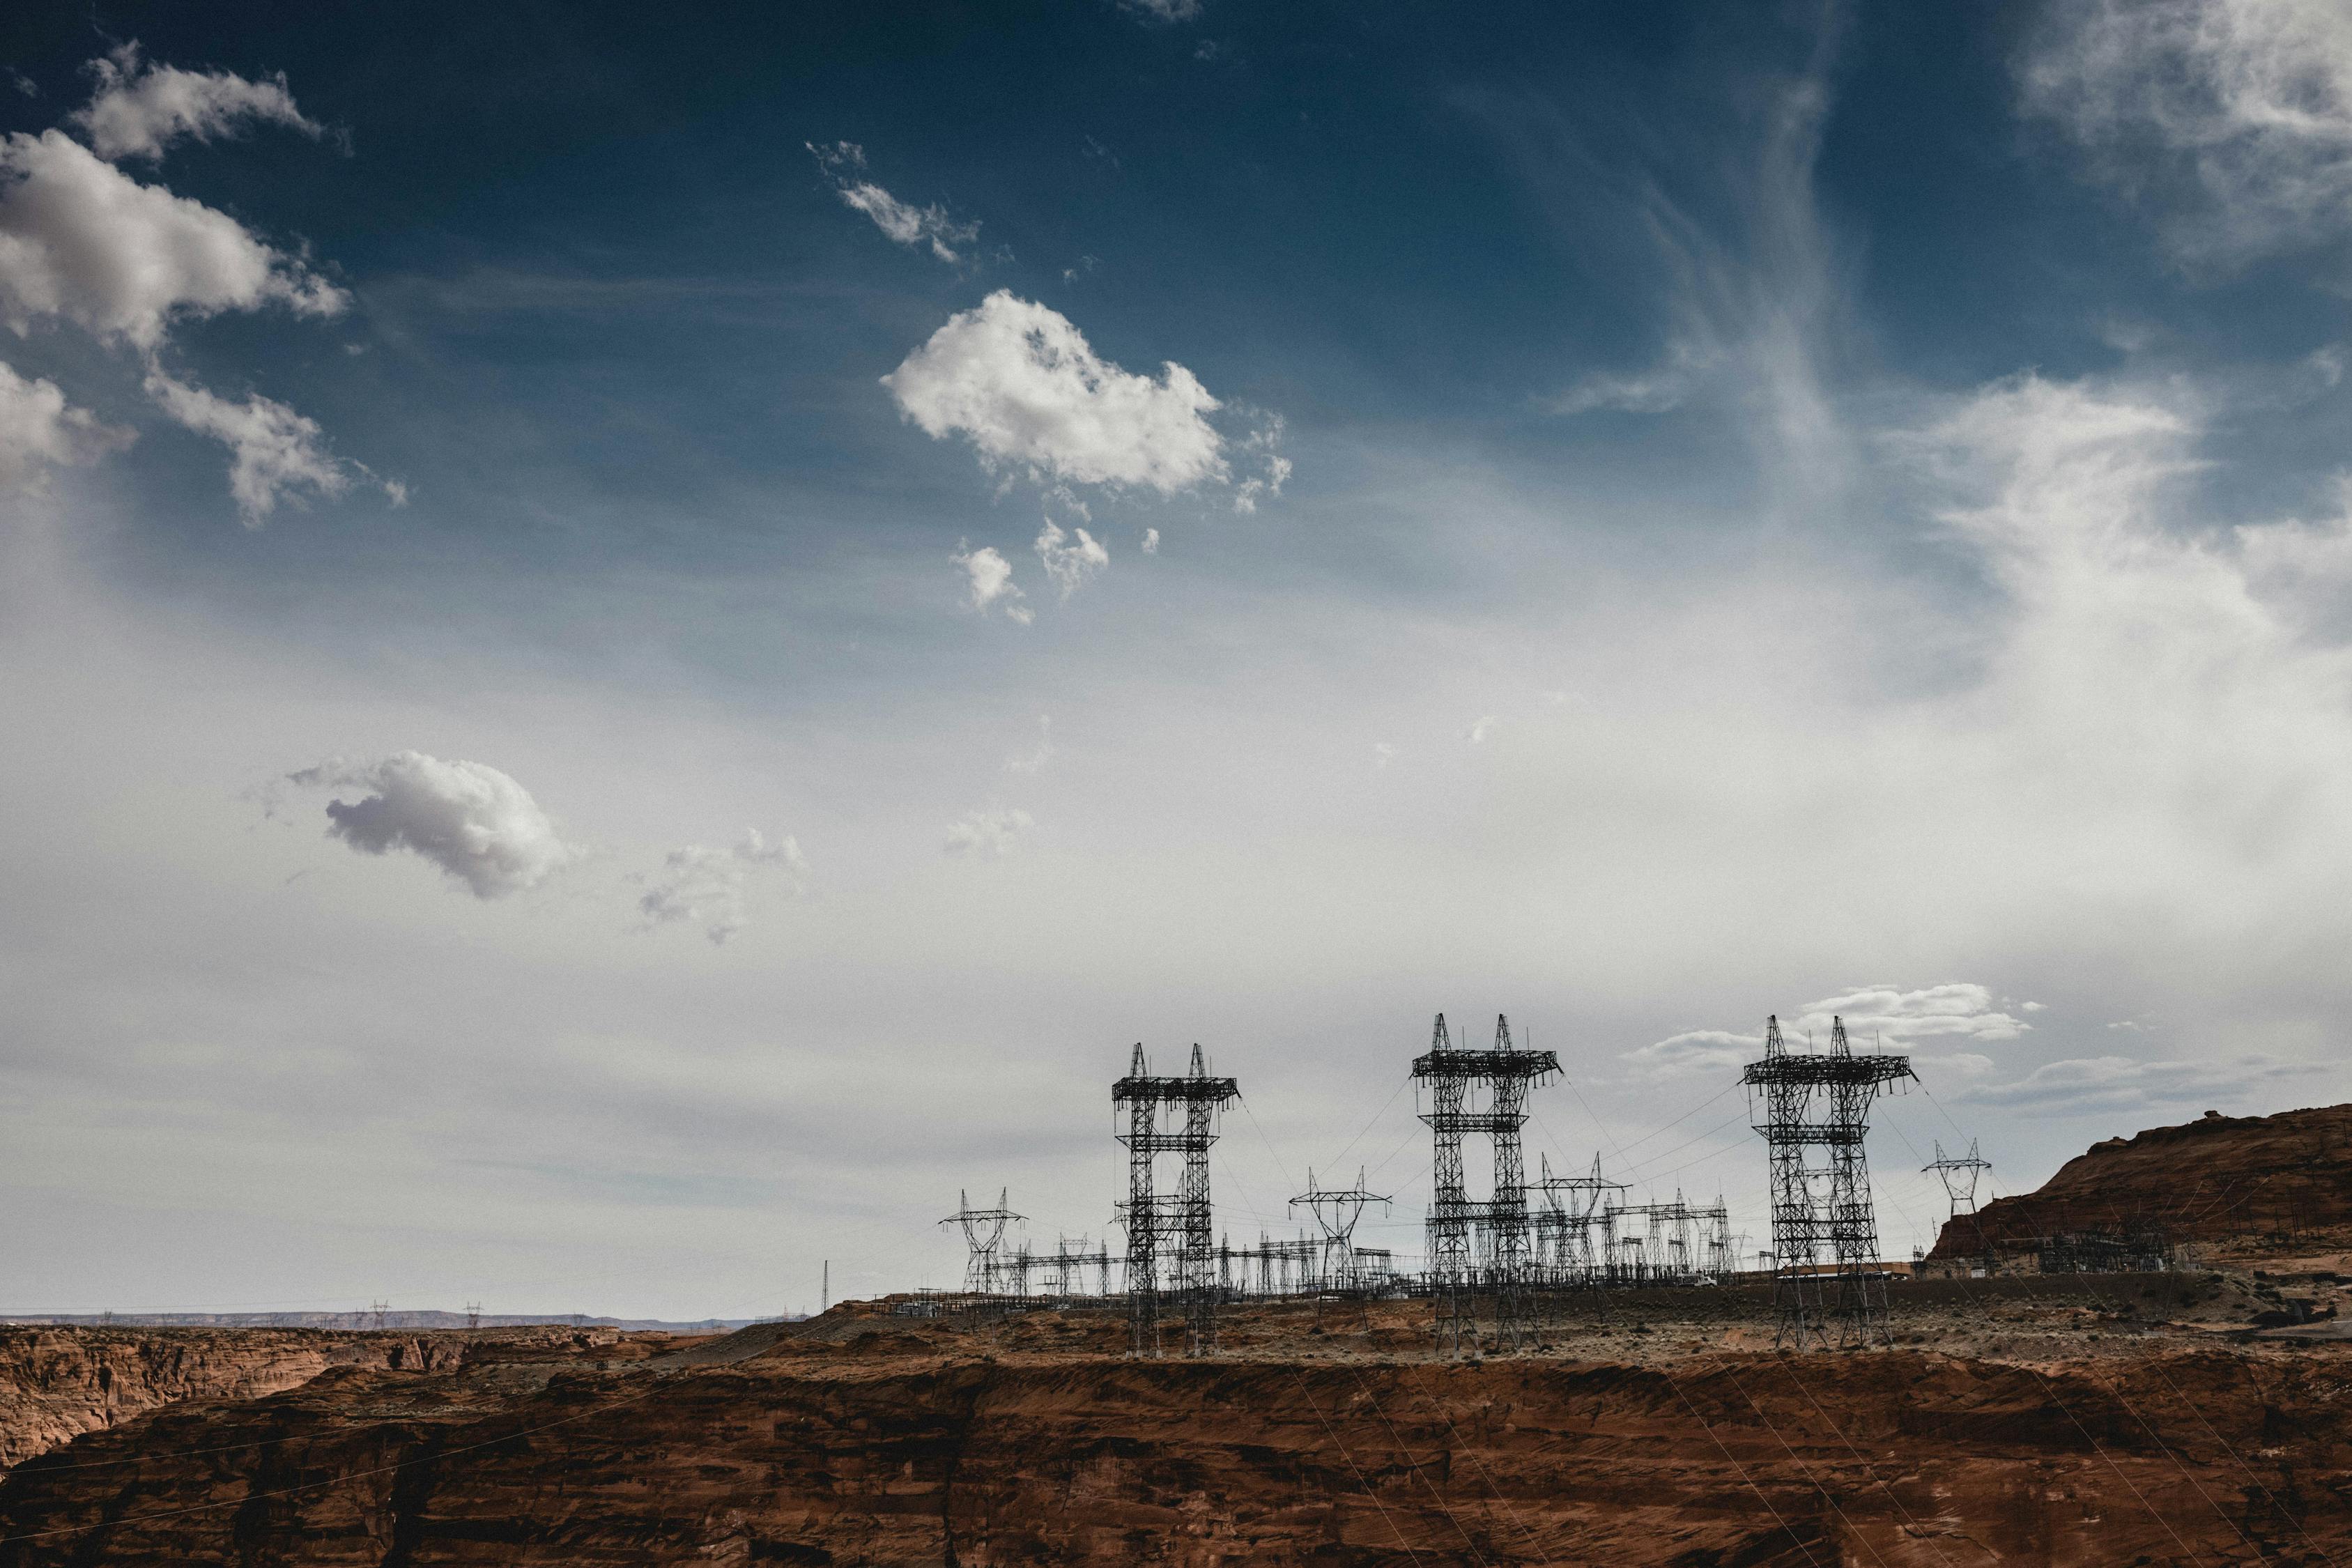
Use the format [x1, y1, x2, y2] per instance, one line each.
[1, 0, 2349, 1319]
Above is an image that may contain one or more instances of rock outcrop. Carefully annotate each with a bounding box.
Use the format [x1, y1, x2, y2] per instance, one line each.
[1927, 1101, 2352, 1265]
[0, 1305, 2342, 1565]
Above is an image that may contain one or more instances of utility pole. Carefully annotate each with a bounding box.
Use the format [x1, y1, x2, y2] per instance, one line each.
[465, 1302, 480, 1331]
[822, 1259, 829, 1313]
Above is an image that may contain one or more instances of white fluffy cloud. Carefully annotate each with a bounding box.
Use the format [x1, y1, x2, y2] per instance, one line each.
[0, 360, 132, 490]
[807, 141, 977, 263]
[1034, 520, 1109, 599]
[0, 128, 344, 348]
[1627, 983, 2029, 1078]
[951, 541, 1031, 624]
[70, 43, 323, 163]
[944, 807, 1033, 858]
[884, 291, 1229, 494]
[288, 751, 578, 899]
[637, 829, 810, 945]
[2022, 0, 2352, 266]
[142, 368, 353, 523]
[1789, 983, 2031, 1047]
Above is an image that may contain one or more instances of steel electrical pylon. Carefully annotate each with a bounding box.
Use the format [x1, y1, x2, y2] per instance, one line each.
[1114, 1043, 1239, 1358]
[1740, 1015, 1915, 1349]
[940, 1189, 1024, 1295]
[1924, 1138, 1994, 1273]
[1291, 1167, 1392, 1293]
[1413, 1013, 1560, 1355]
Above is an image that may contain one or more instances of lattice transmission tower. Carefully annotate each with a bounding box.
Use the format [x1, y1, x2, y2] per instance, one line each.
[1114, 1043, 1238, 1358]
[1413, 1013, 1559, 1355]
[940, 1189, 1024, 1295]
[1740, 1015, 1914, 1349]
[1924, 1138, 1994, 1271]
[1291, 1168, 1391, 1293]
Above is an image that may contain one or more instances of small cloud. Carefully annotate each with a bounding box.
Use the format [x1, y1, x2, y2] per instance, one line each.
[0, 358, 134, 491]
[1035, 519, 1109, 599]
[1794, 983, 2031, 1045]
[286, 751, 576, 899]
[944, 807, 1033, 858]
[1142, 527, 1160, 554]
[2107, 1020, 2148, 1032]
[2020, 1000, 2047, 1013]
[1005, 716, 1055, 775]
[70, 43, 324, 162]
[1232, 414, 1291, 514]
[806, 140, 976, 263]
[0, 128, 346, 350]
[1371, 742, 1396, 770]
[1624, 1029, 1762, 1078]
[884, 291, 1229, 496]
[636, 828, 809, 944]
[952, 541, 1031, 624]
[142, 367, 353, 525]
[8, 70, 36, 100]
[1061, 254, 1100, 285]
[1466, 715, 1500, 744]
[1116, 0, 1203, 22]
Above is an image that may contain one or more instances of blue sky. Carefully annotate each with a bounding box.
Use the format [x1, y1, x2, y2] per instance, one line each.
[1, 0, 2350, 1316]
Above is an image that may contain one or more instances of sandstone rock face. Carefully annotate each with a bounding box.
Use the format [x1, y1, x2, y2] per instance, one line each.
[0, 1327, 468, 1475]
[0, 1317, 2342, 1565]
[1928, 1101, 2352, 1263]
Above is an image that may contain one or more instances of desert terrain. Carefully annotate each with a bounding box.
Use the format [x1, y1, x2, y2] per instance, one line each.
[1, 1109, 2350, 1563]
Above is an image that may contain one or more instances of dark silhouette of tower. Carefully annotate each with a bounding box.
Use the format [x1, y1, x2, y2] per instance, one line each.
[1114, 1043, 1238, 1357]
[940, 1189, 1024, 1294]
[1741, 1015, 1914, 1348]
[1413, 1013, 1559, 1354]
[1924, 1138, 1994, 1272]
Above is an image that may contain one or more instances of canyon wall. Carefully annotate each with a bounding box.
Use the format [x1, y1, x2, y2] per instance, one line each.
[0, 1324, 2339, 1565]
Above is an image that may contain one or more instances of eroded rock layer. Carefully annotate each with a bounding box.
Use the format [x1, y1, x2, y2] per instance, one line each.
[0, 1309, 2341, 1566]
[1928, 1102, 2352, 1263]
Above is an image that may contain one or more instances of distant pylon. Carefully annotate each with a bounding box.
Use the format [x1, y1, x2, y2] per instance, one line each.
[370, 1300, 390, 1332]
[1923, 1139, 1992, 1217]
[939, 1189, 1024, 1294]
[464, 1301, 481, 1332]
[1291, 1167, 1391, 1291]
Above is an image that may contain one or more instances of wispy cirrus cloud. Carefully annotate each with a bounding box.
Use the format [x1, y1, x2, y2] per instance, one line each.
[636, 829, 809, 945]
[1957, 1052, 2321, 1116]
[806, 141, 978, 263]
[944, 807, 1033, 858]
[70, 41, 324, 162]
[2021, 0, 2352, 268]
